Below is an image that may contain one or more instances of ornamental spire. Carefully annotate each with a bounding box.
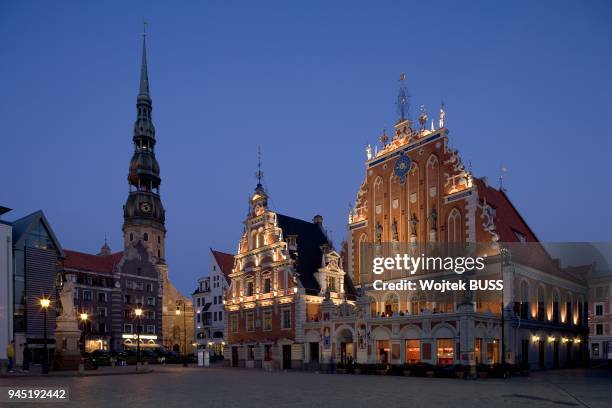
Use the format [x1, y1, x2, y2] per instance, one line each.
[255, 146, 264, 188]
[139, 22, 150, 99]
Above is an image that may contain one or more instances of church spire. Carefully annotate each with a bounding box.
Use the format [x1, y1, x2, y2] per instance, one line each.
[139, 23, 150, 99]
[123, 25, 166, 259]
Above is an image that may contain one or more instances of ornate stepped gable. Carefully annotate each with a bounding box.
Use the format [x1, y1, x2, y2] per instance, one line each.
[347, 99, 544, 282]
[230, 181, 356, 299]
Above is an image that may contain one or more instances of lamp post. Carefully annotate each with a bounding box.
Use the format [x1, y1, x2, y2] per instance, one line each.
[134, 305, 143, 367]
[39, 297, 51, 374]
[176, 300, 188, 367]
[79, 312, 88, 355]
[499, 247, 511, 376]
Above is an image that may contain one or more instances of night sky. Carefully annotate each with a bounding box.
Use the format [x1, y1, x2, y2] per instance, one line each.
[1, 1, 611, 295]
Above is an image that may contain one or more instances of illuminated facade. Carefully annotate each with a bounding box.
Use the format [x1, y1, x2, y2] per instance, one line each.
[225, 78, 591, 370]
[337, 79, 590, 369]
[224, 179, 354, 369]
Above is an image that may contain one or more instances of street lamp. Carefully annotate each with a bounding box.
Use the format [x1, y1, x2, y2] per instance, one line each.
[176, 300, 188, 367]
[79, 312, 88, 355]
[134, 305, 143, 367]
[499, 246, 511, 376]
[39, 297, 51, 374]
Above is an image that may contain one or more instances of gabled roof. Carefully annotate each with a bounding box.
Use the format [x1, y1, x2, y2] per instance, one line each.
[63, 249, 123, 274]
[211, 249, 234, 279]
[11, 210, 65, 257]
[277, 214, 357, 298]
[474, 178, 538, 243]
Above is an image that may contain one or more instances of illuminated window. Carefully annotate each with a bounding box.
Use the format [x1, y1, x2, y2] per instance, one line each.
[405, 339, 420, 363]
[474, 337, 482, 364]
[263, 311, 272, 331]
[436, 339, 454, 365]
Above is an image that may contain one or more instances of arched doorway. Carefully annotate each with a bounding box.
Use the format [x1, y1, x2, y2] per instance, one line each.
[336, 328, 354, 364]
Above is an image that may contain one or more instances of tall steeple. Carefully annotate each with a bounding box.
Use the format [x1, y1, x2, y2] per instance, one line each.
[123, 27, 166, 261]
[139, 29, 150, 98]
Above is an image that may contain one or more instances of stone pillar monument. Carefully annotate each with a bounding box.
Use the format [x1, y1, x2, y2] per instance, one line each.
[53, 278, 82, 370]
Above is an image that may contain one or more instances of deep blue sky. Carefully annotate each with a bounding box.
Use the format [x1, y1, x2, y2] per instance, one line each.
[1, 1, 611, 295]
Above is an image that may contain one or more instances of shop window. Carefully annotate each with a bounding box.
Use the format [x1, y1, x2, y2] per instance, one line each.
[436, 339, 454, 365]
[405, 339, 420, 363]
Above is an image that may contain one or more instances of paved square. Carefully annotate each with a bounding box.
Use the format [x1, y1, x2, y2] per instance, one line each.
[1, 366, 611, 408]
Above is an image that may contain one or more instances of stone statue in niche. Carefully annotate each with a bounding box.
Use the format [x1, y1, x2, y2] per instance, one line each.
[391, 218, 399, 242]
[428, 207, 438, 232]
[375, 222, 383, 243]
[409, 213, 419, 237]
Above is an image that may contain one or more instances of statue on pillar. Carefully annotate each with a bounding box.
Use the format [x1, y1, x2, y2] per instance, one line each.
[53, 277, 82, 370]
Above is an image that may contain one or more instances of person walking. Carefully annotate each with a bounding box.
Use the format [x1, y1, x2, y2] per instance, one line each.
[7, 340, 15, 373]
[22, 344, 32, 372]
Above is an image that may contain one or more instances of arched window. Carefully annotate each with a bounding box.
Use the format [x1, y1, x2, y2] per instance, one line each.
[410, 292, 427, 316]
[552, 290, 560, 322]
[520, 280, 529, 319]
[447, 208, 462, 243]
[565, 293, 573, 324]
[537, 286, 545, 321]
[384, 293, 399, 316]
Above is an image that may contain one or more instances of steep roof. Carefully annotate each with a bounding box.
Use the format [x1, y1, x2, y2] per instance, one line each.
[11, 210, 65, 257]
[277, 214, 356, 298]
[63, 249, 123, 274]
[211, 249, 234, 279]
[474, 178, 538, 243]
[474, 179, 586, 284]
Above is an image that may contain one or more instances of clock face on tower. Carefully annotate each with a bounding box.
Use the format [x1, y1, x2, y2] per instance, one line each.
[140, 202, 152, 214]
[394, 153, 411, 184]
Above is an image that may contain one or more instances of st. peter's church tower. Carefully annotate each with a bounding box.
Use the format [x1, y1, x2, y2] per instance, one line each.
[122, 33, 166, 262]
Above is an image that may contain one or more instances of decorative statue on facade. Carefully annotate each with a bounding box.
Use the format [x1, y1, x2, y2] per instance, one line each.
[428, 207, 438, 232]
[439, 102, 446, 129]
[418, 105, 428, 130]
[375, 222, 383, 243]
[409, 213, 419, 237]
[391, 218, 399, 242]
[366, 144, 372, 160]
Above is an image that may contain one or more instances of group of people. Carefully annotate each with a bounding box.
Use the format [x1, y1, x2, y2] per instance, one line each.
[5, 340, 33, 373]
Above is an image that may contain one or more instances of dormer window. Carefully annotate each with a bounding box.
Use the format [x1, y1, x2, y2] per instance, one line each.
[287, 235, 298, 250]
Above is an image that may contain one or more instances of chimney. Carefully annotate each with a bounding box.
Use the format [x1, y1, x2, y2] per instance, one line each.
[313, 214, 323, 227]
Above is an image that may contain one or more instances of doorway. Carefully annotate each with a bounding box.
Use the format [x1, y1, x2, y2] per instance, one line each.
[538, 341, 545, 368]
[309, 342, 319, 363]
[340, 342, 354, 364]
[231, 346, 238, 367]
[282, 345, 292, 369]
[553, 340, 559, 368]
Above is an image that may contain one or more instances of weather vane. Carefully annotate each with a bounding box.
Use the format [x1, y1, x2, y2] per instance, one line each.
[143, 21, 148, 38]
[255, 146, 264, 185]
[397, 73, 409, 121]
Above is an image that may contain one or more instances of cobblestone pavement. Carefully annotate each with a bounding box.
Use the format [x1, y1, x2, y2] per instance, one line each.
[1, 365, 610, 408]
